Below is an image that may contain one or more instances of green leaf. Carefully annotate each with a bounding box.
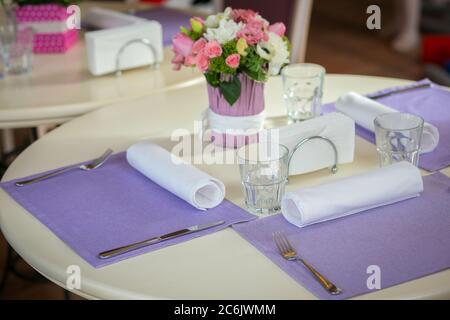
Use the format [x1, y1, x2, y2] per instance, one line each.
[219, 76, 241, 106]
[180, 26, 190, 35]
[204, 72, 220, 87]
[240, 46, 268, 82]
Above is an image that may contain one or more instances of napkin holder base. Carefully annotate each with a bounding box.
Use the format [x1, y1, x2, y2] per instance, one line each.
[288, 136, 339, 176]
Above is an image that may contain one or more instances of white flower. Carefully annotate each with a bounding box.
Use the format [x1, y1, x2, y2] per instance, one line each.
[204, 19, 243, 44]
[204, 7, 233, 28]
[256, 41, 274, 60]
[205, 15, 221, 29]
[256, 32, 290, 75]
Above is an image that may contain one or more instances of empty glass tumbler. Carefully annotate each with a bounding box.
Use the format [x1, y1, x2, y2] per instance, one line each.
[238, 143, 289, 215]
[1, 27, 34, 75]
[374, 113, 424, 167]
[0, 4, 17, 77]
[281, 63, 325, 122]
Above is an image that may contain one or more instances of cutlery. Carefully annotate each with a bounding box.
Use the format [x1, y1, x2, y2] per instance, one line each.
[98, 220, 225, 259]
[273, 231, 342, 295]
[371, 83, 431, 100]
[15, 148, 114, 187]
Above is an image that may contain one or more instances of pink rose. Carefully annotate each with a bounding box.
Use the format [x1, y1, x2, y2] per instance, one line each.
[192, 38, 207, 55]
[236, 18, 269, 45]
[237, 27, 267, 45]
[268, 22, 286, 37]
[247, 18, 269, 31]
[225, 53, 240, 69]
[196, 52, 210, 73]
[184, 54, 197, 66]
[172, 32, 194, 57]
[204, 40, 222, 58]
[171, 53, 184, 70]
[231, 9, 257, 23]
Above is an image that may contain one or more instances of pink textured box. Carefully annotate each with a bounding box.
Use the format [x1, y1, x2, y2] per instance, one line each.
[16, 4, 78, 54]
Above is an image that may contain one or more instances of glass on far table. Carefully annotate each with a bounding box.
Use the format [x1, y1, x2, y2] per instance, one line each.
[0, 4, 17, 77]
[1, 27, 34, 75]
[374, 113, 424, 167]
[281, 63, 325, 122]
[237, 143, 289, 215]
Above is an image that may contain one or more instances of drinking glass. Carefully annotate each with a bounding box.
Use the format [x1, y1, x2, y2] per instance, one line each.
[374, 113, 424, 167]
[6, 27, 34, 75]
[0, 3, 17, 76]
[281, 63, 325, 122]
[237, 143, 289, 215]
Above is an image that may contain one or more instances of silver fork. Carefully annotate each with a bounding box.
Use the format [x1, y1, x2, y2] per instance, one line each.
[15, 148, 114, 187]
[273, 231, 342, 295]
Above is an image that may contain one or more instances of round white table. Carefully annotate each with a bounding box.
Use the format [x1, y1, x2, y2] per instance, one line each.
[0, 44, 202, 130]
[0, 1, 203, 130]
[1, 75, 449, 299]
[0, 1, 203, 158]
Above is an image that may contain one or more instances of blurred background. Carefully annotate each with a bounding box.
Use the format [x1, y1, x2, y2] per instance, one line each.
[0, 0, 449, 299]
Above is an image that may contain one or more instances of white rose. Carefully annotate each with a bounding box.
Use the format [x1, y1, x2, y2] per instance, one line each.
[256, 32, 290, 75]
[256, 41, 274, 61]
[204, 19, 243, 44]
[204, 7, 233, 28]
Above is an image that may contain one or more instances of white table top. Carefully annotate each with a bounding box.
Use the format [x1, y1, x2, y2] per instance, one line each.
[1, 74, 449, 300]
[0, 1, 203, 129]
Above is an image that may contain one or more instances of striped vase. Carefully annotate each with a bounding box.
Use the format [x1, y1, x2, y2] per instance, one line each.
[207, 74, 265, 148]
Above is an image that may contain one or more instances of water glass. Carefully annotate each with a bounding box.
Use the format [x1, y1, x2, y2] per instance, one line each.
[374, 113, 424, 167]
[0, 3, 16, 76]
[1, 27, 34, 75]
[281, 63, 325, 122]
[237, 143, 289, 215]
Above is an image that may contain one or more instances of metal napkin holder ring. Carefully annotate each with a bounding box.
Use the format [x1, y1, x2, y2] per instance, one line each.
[115, 38, 159, 76]
[287, 135, 339, 175]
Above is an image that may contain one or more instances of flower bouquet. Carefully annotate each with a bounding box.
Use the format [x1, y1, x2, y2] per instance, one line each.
[172, 7, 291, 148]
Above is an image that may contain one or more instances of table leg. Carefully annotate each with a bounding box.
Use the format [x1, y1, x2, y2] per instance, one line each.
[1, 129, 15, 155]
[0, 128, 42, 173]
[6, 245, 47, 283]
[0, 243, 10, 295]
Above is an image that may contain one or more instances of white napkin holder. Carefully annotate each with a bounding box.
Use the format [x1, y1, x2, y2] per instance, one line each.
[261, 112, 355, 176]
[84, 7, 164, 76]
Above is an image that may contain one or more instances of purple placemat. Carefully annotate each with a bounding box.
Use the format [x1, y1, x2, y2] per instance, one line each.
[323, 79, 450, 172]
[135, 7, 192, 46]
[233, 172, 450, 300]
[1, 153, 255, 268]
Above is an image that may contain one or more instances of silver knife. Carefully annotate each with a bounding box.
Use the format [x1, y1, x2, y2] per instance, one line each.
[98, 220, 225, 259]
[371, 83, 431, 100]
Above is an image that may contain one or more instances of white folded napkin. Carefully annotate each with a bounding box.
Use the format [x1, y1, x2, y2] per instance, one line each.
[336, 92, 439, 153]
[127, 141, 225, 210]
[262, 112, 355, 175]
[281, 161, 423, 227]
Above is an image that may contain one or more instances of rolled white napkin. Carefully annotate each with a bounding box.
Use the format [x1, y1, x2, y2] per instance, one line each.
[281, 161, 423, 227]
[336, 92, 439, 153]
[127, 141, 225, 210]
[262, 112, 355, 175]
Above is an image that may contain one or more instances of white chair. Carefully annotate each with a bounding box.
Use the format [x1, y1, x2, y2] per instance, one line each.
[212, 0, 314, 63]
